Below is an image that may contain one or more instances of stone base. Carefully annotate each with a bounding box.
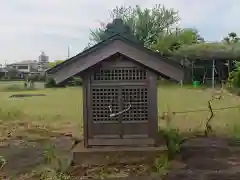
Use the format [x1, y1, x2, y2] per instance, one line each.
[72, 142, 167, 166]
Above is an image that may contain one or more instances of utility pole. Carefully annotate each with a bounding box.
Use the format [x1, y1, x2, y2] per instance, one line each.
[67, 45, 70, 58]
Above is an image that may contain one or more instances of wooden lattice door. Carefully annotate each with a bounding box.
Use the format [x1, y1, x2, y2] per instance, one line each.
[88, 65, 155, 146]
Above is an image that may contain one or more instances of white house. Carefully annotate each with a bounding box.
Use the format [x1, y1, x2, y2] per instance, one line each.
[6, 52, 49, 74]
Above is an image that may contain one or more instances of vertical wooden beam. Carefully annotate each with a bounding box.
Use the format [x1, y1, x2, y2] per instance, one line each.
[228, 60, 233, 75]
[83, 73, 92, 148]
[191, 60, 194, 82]
[147, 70, 158, 145]
[82, 74, 88, 148]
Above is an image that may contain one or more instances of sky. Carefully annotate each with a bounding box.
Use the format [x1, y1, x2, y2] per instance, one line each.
[0, 0, 240, 64]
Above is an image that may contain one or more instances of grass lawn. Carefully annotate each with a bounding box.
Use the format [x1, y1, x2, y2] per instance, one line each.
[0, 83, 239, 137]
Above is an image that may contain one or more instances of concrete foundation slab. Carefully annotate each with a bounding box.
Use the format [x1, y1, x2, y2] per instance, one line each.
[72, 141, 167, 166]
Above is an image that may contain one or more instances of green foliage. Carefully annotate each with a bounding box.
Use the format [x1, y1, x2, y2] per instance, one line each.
[154, 155, 169, 177]
[45, 77, 82, 88]
[228, 61, 240, 88]
[223, 32, 240, 44]
[174, 42, 240, 60]
[6, 68, 19, 79]
[151, 28, 203, 53]
[48, 60, 64, 68]
[34, 144, 70, 180]
[90, 4, 180, 48]
[67, 77, 82, 86]
[161, 128, 183, 159]
[44, 77, 63, 88]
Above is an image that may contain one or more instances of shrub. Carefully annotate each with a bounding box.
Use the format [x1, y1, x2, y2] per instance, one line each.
[68, 77, 82, 86]
[45, 77, 66, 88]
[1, 76, 10, 80]
[159, 128, 183, 160]
[228, 61, 240, 88]
[45, 77, 57, 88]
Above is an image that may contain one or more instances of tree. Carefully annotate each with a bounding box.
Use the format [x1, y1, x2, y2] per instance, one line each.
[89, 4, 180, 48]
[6, 68, 19, 79]
[223, 32, 240, 44]
[48, 60, 64, 68]
[228, 61, 240, 88]
[151, 28, 204, 54]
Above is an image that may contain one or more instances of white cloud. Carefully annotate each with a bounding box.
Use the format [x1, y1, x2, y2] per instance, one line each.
[0, 0, 240, 64]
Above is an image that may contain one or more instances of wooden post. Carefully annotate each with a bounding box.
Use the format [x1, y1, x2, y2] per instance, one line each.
[228, 60, 233, 75]
[212, 59, 215, 89]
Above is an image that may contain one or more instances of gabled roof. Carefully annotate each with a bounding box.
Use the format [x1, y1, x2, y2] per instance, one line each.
[47, 34, 185, 83]
[10, 60, 37, 65]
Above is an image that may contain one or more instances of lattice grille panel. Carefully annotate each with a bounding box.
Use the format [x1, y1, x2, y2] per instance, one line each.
[92, 88, 119, 122]
[93, 68, 146, 81]
[122, 88, 148, 121]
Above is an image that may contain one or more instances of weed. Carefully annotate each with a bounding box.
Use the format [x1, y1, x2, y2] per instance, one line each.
[159, 107, 184, 159]
[154, 155, 169, 177]
[0, 156, 6, 171]
[33, 143, 71, 180]
[160, 128, 183, 160]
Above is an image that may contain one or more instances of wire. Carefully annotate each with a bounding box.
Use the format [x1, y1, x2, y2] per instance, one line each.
[166, 105, 240, 115]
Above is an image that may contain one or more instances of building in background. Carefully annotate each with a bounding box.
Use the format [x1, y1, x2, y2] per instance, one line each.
[37, 51, 49, 72]
[3, 52, 50, 78]
[6, 52, 49, 74]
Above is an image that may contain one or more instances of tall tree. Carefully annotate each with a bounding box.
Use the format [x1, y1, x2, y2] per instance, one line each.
[223, 32, 240, 44]
[89, 4, 180, 48]
[151, 28, 204, 54]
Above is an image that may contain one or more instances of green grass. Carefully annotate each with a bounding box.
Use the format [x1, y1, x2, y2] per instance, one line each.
[0, 81, 45, 91]
[0, 82, 240, 138]
[158, 86, 240, 134]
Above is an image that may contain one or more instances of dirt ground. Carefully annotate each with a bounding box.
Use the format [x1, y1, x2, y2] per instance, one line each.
[69, 137, 240, 180]
[164, 137, 240, 180]
[0, 136, 240, 180]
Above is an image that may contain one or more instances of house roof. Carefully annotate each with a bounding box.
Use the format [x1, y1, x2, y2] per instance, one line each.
[47, 34, 185, 83]
[10, 60, 37, 65]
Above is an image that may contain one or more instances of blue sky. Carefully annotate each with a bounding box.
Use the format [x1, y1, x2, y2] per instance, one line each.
[0, 0, 240, 64]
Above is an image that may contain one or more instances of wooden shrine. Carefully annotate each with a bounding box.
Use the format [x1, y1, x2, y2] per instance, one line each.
[47, 19, 185, 148]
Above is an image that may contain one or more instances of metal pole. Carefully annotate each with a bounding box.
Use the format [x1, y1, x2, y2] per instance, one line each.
[212, 59, 215, 88]
[191, 60, 194, 82]
[67, 45, 70, 58]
